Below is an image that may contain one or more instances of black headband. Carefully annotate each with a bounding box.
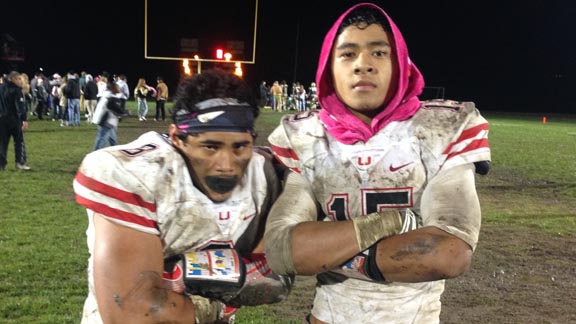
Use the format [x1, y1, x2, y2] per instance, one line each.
[175, 98, 255, 135]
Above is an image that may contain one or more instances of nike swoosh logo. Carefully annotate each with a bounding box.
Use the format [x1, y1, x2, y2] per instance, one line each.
[389, 162, 414, 172]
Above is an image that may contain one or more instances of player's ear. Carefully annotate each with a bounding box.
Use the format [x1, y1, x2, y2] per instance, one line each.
[169, 124, 187, 148]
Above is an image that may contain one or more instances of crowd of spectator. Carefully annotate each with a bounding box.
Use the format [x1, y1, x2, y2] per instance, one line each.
[258, 79, 318, 112]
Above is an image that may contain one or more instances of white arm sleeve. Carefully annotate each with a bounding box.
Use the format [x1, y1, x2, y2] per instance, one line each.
[421, 163, 482, 250]
[264, 171, 318, 275]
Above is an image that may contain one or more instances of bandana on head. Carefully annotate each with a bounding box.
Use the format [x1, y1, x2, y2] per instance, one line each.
[175, 98, 255, 135]
[316, 3, 425, 144]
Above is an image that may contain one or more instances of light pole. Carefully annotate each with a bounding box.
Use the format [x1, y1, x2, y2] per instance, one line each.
[194, 55, 201, 74]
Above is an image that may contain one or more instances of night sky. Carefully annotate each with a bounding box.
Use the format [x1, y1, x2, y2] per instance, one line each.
[2, 0, 575, 113]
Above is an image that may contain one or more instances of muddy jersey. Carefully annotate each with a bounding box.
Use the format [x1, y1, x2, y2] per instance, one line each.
[268, 100, 490, 323]
[74, 131, 272, 323]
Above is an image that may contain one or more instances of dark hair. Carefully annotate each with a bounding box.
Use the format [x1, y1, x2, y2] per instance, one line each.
[106, 79, 118, 91]
[339, 7, 391, 34]
[171, 68, 258, 122]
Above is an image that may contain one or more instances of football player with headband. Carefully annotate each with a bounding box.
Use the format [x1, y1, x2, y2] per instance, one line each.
[264, 3, 491, 324]
[74, 68, 292, 324]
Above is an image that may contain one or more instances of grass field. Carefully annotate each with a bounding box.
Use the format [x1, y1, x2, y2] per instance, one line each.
[0, 102, 574, 323]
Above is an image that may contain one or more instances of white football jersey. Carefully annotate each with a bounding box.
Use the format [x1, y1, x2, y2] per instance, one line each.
[268, 100, 491, 324]
[74, 131, 272, 323]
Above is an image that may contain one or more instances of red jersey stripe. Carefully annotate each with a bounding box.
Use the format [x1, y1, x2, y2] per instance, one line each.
[270, 144, 300, 161]
[75, 171, 156, 212]
[442, 123, 489, 155]
[445, 138, 489, 161]
[76, 194, 158, 229]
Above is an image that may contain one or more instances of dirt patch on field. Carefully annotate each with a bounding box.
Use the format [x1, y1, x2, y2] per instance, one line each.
[441, 226, 576, 324]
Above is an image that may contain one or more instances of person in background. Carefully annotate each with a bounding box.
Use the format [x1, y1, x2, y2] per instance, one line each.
[308, 81, 318, 109]
[134, 77, 149, 121]
[58, 75, 68, 127]
[34, 78, 49, 120]
[270, 81, 283, 112]
[297, 84, 306, 112]
[64, 72, 81, 127]
[21, 73, 32, 117]
[92, 80, 122, 150]
[84, 74, 99, 122]
[258, 80, 268, 108]
[79, 71, 87, 118]
[49, 73, 62, 122]
[0, 71, 30, 171]
[116, 74, 130, 115]
[281, 80, 288, 111]
[264, 3, 491, 324]
[29, 73, 40, 115]
[74, 69, 292, 324]
[154, 76, 168, 121]
[96, 73, 108, 100]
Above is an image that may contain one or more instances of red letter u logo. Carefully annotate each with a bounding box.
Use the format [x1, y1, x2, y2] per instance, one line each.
[218, 212, 231, 220]
[357, 156, 372, 166]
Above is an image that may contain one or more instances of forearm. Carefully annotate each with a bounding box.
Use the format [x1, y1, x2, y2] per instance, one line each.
[96, 271, 197, 324]
[266, 172, 361, 275]
[265, 173, 401, 276]
[375, 226, 473, 282]
[93, 215, 197, 323]
[291, 220, 360, 275]
[374, 164, 480, 283]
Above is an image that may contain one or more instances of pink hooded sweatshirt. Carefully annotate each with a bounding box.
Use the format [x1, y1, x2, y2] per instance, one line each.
[317, 3, 425, 144]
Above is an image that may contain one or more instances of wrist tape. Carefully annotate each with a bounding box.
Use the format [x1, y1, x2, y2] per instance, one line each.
[352, 210, 402, 251]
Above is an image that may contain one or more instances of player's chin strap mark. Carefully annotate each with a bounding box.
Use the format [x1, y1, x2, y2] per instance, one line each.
[175, 98, 256, 136]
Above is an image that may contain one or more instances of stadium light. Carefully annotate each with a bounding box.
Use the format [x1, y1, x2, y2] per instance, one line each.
[216, 48, 224, 59]
[182, 59, 192, 75]
[234, 62, 243, 78]
[194, 55, 202, 74]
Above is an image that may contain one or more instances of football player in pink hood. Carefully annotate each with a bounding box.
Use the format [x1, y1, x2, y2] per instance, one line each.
[265, 3, 491, 323]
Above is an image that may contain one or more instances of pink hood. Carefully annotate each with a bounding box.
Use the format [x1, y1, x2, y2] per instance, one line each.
[317, 3, 425, 144]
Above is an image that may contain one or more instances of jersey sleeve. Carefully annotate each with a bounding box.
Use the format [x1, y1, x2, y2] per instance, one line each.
[438, 102, 491, 171]
[73, 150, 159, 235]
[414, 101, 491, 178]
[267, 115, 304, 174]
[420, 163, 482, 250]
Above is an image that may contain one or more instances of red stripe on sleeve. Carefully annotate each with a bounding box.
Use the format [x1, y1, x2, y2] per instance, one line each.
[445, 138, 489, 161]
[76, 194, 158, 229]
[270, 144, 300, 161]
[75, 171, 156, 212]
[269, 144, 301, 174]
[442, 123, 489, 155]
[273, 157, 301, 175]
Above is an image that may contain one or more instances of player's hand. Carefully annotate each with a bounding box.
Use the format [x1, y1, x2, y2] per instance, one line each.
[163, 250, 293, 307]
[163, 249, 245, 299]
[353, 209, 419, 251]
[333, 209, 419, 282]
[220, 253, 294, 307]
[397, 208, 419, 234]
